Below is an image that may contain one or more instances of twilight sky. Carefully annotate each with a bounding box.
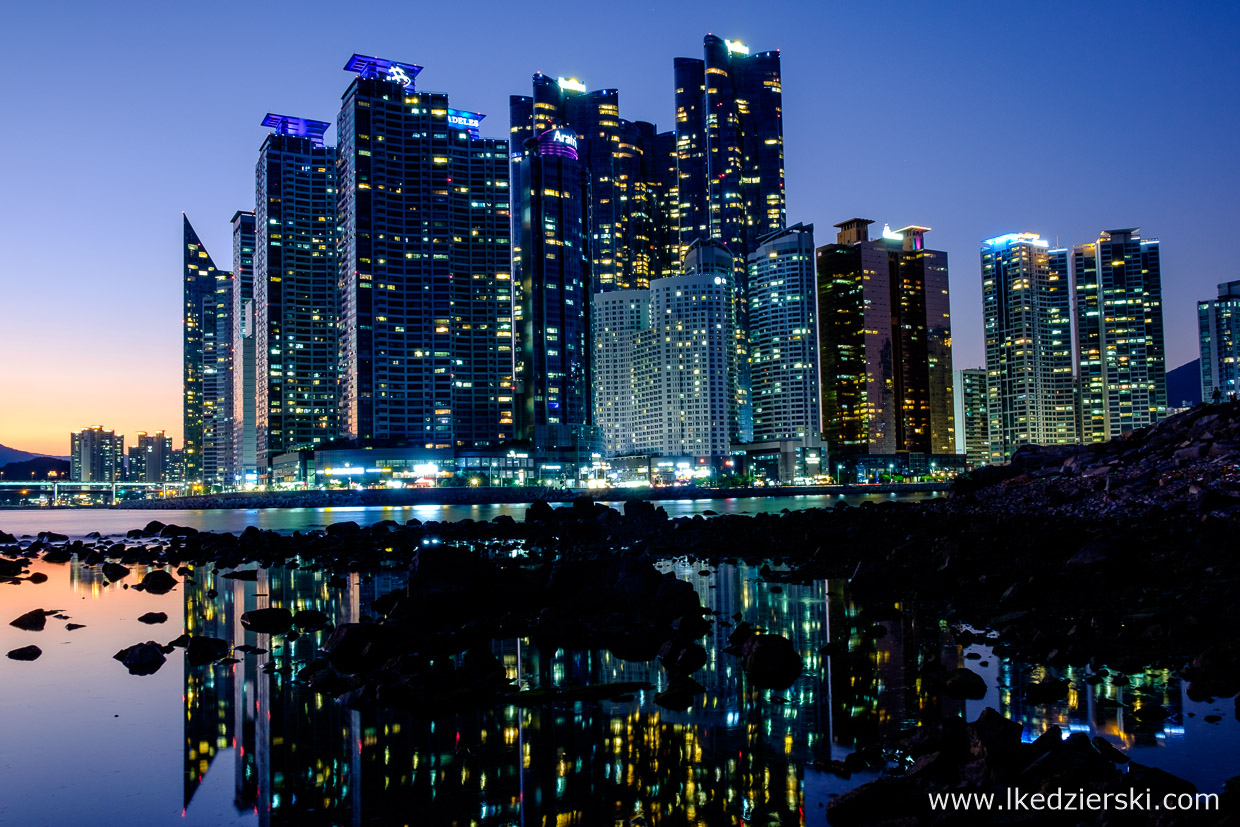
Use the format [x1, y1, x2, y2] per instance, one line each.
[1, 0, 1237, 456]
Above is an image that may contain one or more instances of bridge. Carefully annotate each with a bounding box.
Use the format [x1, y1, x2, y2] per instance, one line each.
[0, 481, 187, 505]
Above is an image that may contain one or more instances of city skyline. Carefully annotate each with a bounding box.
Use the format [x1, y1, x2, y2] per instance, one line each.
[3, 1, 1237, 455]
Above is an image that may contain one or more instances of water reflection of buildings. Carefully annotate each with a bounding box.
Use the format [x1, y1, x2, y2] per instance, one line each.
[177, 556, 1189, 825]
[996, 661, 1186, 750]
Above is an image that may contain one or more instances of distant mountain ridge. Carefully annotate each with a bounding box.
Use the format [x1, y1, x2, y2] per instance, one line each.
[0, 444, 68, 467]
[1167, 359, 1202, 408]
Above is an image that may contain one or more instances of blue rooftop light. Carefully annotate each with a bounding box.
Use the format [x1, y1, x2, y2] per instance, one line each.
[261, 114, 331, 146]
[982, 232, 1048, 248]
[446, 108, 485, 139]
[344, 54, 424, 89]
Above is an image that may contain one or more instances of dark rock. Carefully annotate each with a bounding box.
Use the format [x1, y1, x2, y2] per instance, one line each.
[222, 568, 258, 581]
[65, 623, 85, 631]
[325, 521, 361, 536]
[738, 633, 803, 690]
[185, 635, 230, 666]
[657, 640, 708, 676]
[158, 524, 197, 538]
[1092, 736, 1129, 763]
[0, 557, 26, 577]
[655, 676, 706, 711]
[137, 612, 168, 625]
[943, 668, 988, 700]
[142, 521, 166, 535]
[25, 572, 48, 584]
[114, 641, 168, 675]
[1127, 761, 1197, 797]
[101, 562, 131, 583]
[1023, 678, 1069, 705]
[294, 609, 330, 630]
[825, 777, 926, 826]
[240, 607, 294, 635]
[322, 623, 383, 674]
[10, 609, 51, 631]
[136, 570, 178, 594]
[7, 645, 42, 661]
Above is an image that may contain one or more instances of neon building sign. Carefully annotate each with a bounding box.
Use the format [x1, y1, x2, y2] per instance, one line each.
[446, 108, 485, 139]
[539, 128, 579, 160]
[344, 54, 424, 90]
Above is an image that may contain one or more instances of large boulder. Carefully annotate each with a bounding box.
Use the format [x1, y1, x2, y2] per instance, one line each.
[240, 607, 294, 635]
[114, 641, 168, 675]
[7, 645, 42, 661]
[739, 633, 803, 690]
[9, 609, 51, 632]
[101, 562, 131, 583]
[185, 635, 230, 666]
[136, 570, 178, 594]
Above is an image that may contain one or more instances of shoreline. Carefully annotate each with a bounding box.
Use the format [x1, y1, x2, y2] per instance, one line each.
[2, 481, 950, 511]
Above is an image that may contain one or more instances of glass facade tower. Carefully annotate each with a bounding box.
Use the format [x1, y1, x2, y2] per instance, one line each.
[674, 35, 785, 260]
[254, 115, 339, 462]
[336, 55, 513, 450]
[510, 75, 677, 292]
[229, 211, 257, 485]
[1199, 280, 1240, 401]
[746, 223, 819, 443]
[818, 220, 954, 456]
[1071, 228, 1166, 442]
[183, 214, 229, 486]
[980, 233, 1077, 462]
[512, 128, 595, 450]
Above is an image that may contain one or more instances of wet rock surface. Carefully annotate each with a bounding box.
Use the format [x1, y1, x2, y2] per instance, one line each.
[7, 645, 42, 661]
[113, 641, 168, 676]
[827, 707, 1210, 826]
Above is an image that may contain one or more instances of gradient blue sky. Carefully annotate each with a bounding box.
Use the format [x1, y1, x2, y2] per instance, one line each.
[2, 0, 1237, 455]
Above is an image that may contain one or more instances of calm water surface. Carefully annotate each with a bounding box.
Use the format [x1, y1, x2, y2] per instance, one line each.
[1, 551, 1235, 826]
[0, 493, 937, 538]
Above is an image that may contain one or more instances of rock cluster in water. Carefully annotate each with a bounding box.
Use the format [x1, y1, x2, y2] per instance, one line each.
[3, 402, 1240, 812]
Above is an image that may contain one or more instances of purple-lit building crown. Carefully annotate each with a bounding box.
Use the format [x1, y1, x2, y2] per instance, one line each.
[343, 54, 424, 89]
[538, 128, 578, 160]
[261, 114, 330, 147]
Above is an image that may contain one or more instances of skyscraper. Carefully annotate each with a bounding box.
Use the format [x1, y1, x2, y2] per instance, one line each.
[511, 128, 596, 451]
[254, 115, 339, 463]
[632, 268, 733, 458]
[336, 54, 513, 450]
[510, 75, 677, 291]
[980, 232, 1076, 462]
[592, 288, 650, 457]
[1071, 228, 1166, 442]
[230, 211, 257, 485]
[817, 220, 954, 456]
[1199, 280, 1240, 401]
[683, 239, 746, 442]
[129, 431, 174, 483]
[953, 368, 989, 468]
[183, 215, 230, 487]
[70, 426, 123, 482]
[674, 35, 785, 259]
[673, 35, 785, 446]
[746, 223, 819, 443]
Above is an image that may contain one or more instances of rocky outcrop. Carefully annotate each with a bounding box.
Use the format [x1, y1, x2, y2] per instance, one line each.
[951, 401, 1240, 521]
[826, 708, 1200, 825]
